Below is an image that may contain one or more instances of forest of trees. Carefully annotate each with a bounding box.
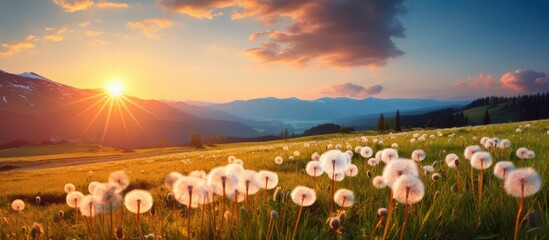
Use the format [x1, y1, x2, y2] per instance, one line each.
[466, 92, 549, 121]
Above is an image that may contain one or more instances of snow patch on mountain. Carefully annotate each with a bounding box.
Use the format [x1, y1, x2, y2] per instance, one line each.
[19, 72, 47, 80]
[2, 96, 7, 104]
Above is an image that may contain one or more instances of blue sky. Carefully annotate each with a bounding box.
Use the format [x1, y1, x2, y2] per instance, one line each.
[0, 0, 548, 102]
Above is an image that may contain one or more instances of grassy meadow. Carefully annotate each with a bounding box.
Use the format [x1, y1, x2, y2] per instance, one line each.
[0, 120, 548, 239]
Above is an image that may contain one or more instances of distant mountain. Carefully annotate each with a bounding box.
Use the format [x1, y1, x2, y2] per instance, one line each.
[0, 70, 257, 148]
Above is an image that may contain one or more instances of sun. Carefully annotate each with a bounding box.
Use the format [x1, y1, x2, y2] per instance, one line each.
[106, 82, 124, 97]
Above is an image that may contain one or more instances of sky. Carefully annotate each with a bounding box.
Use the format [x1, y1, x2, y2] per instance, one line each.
[0, 0, 548, 103]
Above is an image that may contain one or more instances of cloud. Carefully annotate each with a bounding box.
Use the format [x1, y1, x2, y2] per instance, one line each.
[321, 82, 383, 98]
[455, 73, 498, 88]
[158, 0, 234, 19]
[43, 27, 67, 42]
[85, 30, 103, 36]
[158, 0, 406, 69]
[88, 39, 107, 46]
[0, 41, 35, 57]
[52, 0, 128, 12]
[500, 69, 549, 93]
[127, 18, 174, 39]
[79, 21, 91, 27]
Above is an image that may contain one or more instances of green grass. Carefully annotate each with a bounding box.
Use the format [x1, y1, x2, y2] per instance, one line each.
[0, 120, 548, 239]
[463, 103, 521, 125]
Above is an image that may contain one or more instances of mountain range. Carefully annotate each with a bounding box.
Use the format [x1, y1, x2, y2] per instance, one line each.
[0, 70, 468, 147]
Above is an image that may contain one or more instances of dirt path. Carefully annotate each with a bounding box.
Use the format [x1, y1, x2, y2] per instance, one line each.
[0, 151, 185, 172]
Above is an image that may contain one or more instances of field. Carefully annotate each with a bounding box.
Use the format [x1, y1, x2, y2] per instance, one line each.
[0, 120, 548, 239]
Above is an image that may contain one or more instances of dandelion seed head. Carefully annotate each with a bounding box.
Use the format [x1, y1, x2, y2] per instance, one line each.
[345, 150, 354, 158]
[423, 165, 434, 174]
[109, 170, 130, 193]
[504, 167, 541, 198]
[382, 159, 418, 187]
[372, 176, 386, 189]
[377, 208, 388, 217]
[480, 136, 490, 145]
[391, 143, 399, 148]
[226, 163, 245, 175]
[329, 172, 345, 182]
[445, 153, 459, 168]
[494, 161, 515, 180]
[207, 166, 239, 195]
[483, 139, 496, 149]
[334, 189, 355, 208]
[381, 148, 399, 163]
[431, 173, 441, 182]
[274, 156, 284, 165]
[11, 199, 25, 211]
[79, 195, 98, 217]
[411, 149, 426, 162]
[344, 164, 358, 177]
[88, 181, 100, 194]
[354, 146, 363, 153]
[498, 139, 511, 149]
[311, 152, 320, 161]
[124, 190, 154, 214]
[258, 170, 279, 189]
[367, 158, 379, 167]
[93, 183, 122, 210]
[64, 183, 75, 193]
[360, 146, 373, 158]
[464, 145, 482, 160]
[290, 186, 316, 206]
[237, 170, 261, 195]
[319, 150, 349, 175]
[189, 170, 207, 179]
[306, 161, 324, 177]
[392, 175, 425, 204]
[165, 172, 184, 191]
[66, 191, 84, 208]
[227, 156, 236, 163]
[470, 151, 493, 170]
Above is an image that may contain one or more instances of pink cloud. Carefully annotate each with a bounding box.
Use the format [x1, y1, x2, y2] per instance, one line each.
[500, 69, 549, 93]
[321, 82, 383, 98]
[0, 41, 35, 57]
[159, 0, 406, 69]
[127, 18, 174, 39]
[52, 0, 128, 12]
[455, 73, 498, 88]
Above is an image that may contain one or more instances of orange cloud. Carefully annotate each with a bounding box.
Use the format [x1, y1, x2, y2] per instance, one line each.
[43, 27, 67, 42]
[500, 69, 549, 93]
[455, 73, 498, 88]
[127, 18, 174, 39]
[85, 30, 103, 36]
[88, 39, 107, 46]
[321, 82, 383, 98]
[158, 0, 234, 19]
[79, 21, 91, 27]
[0, 41, 35, 57]
[52, 0, 128, 12]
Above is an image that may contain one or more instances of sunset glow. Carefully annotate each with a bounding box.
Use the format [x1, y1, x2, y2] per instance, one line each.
[107, 82, 124, 97]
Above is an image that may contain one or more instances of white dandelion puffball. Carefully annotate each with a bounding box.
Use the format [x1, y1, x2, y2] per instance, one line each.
[226, 163, 245, 175]
[372, 176, 386, 189]
[392, 175, 425, 204]
[258, 170, 279, 190]
[334, 189, 355, 208]
[306, 161, 324, 177]
[381, 148, 399, 163]
[274, 156, 284, 165]
[480, 137, 490, 145]
[391, 143, 399, 148]
[290, 186, 316, 206]
[345, 164, 359, 177]
[423, 165, 435, 174]
[378, 140, 384, 145]
[93, 183, 122, 207]
[124, 190, 154, 214]
[504, 168, 541, 198]
[311, 152, 320, 161]
[437, 131, 443, 137]
[410, 138, 416, 144]
[227, 190, 246, 203]
[346, 145, 353, 150]
[483, 139, 496, 149]
[329, 172, 346, 182]
[237, 170, 261, 195]
[411, 149, 426, 162]
[345, 150, 354, 158]
[66, 191, 85, 208]
[470, 151, 493, 170]
[327, 144, 334, 149]
[430, 134, 435, 139]
[283, 146, 289, 151]
[526, 150, 535, 159]
[367, 158, 379, 167]
[375, 151, 383, 161]
[464, 145, 482, 160]
[445, 154, 459, 168]
[64, 183, 76, 193]
[11, 199, 25, 211]
[189, 170, 207, 179]
[413, 133, 420, 138]
[88, 181, 100, 194]
[293, 151, 300, 157]
[208, 166, 239, 195]
[418, 136, 425, 142]
[304, 143, 310, 148]
[174, 177, 206, 208]
[228, 156, 236, 163]
[165, 172, 184, 191]
[354, 146, 363, 154]
[233, 159, 244, 166]
[515, 128, 522, 133]
[516, 147, 530, 159]
[493, 161, 515, 180]
[498, 139, 511, 149]
[335, 144, 342, 149]
[319, 150, 349, 175]
[79, 195, 97, 217]
[360, 136, 368, 143]
[288, 156, 295, 161]
[382, 159, 419, 187]
[109, 170, 130, 193]
[360, 146, 373, 158]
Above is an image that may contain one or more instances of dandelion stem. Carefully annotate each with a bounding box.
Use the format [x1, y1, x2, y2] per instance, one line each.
[478, 166, 483, 204]
[313, 168, 317, 191]
[137, 200, 142, 240]
[266, 216, 274, 240]
[470, 166, 475, 200]
[109, 203, 113, 238]
[456, 167, 461, 193]
[399, 189, 410, 240]
[331, 162, 335, 213]
[514, 182, 525, 240]
[292, 197, 305, 240]
[74, 199, 79, 225]
[370, 216, 384, 238]
[188, 188, 193, 240]
[382, 190, 394, 240]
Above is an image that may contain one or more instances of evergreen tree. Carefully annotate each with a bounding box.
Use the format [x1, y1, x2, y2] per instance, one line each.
[189, 133, 203, 148]
[395, 109, 402, 132]
[483, 109, 491, 125]
[377, 113, 385, 133]
[284, 128, 289, 139]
